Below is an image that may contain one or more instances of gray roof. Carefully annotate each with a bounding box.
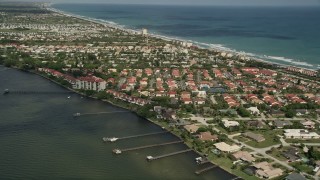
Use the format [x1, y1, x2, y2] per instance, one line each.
[274, 120, 293, 128]
[286, 173, 306, 180]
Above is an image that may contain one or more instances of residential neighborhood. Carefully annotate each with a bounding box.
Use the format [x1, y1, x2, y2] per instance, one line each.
[1, 3, 320, 180]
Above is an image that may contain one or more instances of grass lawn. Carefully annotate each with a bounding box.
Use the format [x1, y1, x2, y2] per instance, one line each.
[266, 148, 287, 161]
[234, 135, 250, 143]
[290, 162, 315, 175]
[214, 125, 229, 134]
[243, 130, 282, 148]
[208, 154, 259, 180]
[286, 138, 320, 143]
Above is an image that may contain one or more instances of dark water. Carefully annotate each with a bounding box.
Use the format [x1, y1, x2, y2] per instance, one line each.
[53, 3, 320, 69]
[0, 66, 235, 179]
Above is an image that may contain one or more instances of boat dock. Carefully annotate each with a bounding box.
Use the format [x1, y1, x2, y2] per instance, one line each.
[231, 177, 242, 180]
[0, 68, 8, 72]
[146, 149, 192, 161]
[3, 90, 73, 95]
[103, 131, 169, 142]
[195, 157, 210, 165]
[73, 111, 130, 117]
[195, 165, 217, 175]
[113, 140, 183, 154]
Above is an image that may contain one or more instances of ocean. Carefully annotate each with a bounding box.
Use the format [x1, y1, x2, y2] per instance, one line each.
[52, 3, 320, 70]
[0, 66, 235, 179]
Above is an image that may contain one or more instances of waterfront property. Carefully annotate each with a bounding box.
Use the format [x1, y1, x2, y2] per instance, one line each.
[76, 76, 106, 91]
[1, 3, 320, 179]
[214, 142, 241, 153]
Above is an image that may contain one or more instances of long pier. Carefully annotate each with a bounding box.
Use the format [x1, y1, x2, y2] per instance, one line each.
[113, 140, 183, 154]
[0, 68, 8, 72]
[195, 165, 217, 175]
[104, 131, 168, 142]
[231, 177, 242, 180]
[147, 149, 192, 161]
[74, 111, 130, 117]
[198, 159, 210, 165]
[4, 90, 73, 95]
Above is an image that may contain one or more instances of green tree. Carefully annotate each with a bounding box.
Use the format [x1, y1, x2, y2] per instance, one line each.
[285, 109, 296, 118]
[308, 147, 320, 160]
[237, 107, 251, 117]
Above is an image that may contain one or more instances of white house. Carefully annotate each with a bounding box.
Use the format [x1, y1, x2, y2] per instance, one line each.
[75, 76, 106, 91]
[247, 107, 260, 115]
[284, 129, 320, 139]
[214, 142, 241, 153]
[222, 120, 240, 128]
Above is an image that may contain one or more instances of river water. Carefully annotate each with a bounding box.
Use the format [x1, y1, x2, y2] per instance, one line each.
[0, 66, 235, 179]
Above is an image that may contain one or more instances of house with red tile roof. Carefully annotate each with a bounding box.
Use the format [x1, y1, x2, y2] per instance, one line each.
[182, 98, 192, 104]
[224, 80, 237, 91]
[223, 94, 240, 108]
[259, 69, 277, 77]
[144, 68, 153, 76]
[213, 68, 224, 78]
[193, 98, 206, 105]
[127, 76, 137, 86]
[168, 91, 177, 98]
[232, 68, 242, 78]
[262, 94, 281, 107]
[172, 69, 181, 78]
[181, 91, 191, 99]
[203, 70, 212, 80]
[285, 94, 307, 104]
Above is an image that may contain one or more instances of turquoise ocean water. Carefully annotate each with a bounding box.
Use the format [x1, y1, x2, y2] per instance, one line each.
[53, 3, 320, 70]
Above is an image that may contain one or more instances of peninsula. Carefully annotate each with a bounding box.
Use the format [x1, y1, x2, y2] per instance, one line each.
[1, 2, 320, 180]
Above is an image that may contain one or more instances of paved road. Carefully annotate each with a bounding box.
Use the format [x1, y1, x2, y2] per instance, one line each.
[278, 70, 320, 85]
[278, 136, 290, 147]
[189, 115, 213, 125]
[315, 170, 320, 180]
[223, 117, 320, 121]
[210, 95, 217, 104]
[191, 114, 296, 171]
[229, 134, 294, 170]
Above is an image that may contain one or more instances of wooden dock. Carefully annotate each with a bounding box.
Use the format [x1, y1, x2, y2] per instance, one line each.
[198, 159, 210, 165]
[0, 68, 8, 72]
[118, 131, 168, 140]
[104, 131, 168, 142]
[74, 111, 130, 117]
[195, 165, 217, 175]
[4, 90, 73, 95]
[231, 177, 242, 180]
[147, 149, 192, 161]
[113, 140, 183, 154]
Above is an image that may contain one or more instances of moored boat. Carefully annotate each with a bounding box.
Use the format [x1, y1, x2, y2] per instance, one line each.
[112, 149, 122, 154]
[3, 89, 9, 94]
[102, 137, 118, 142]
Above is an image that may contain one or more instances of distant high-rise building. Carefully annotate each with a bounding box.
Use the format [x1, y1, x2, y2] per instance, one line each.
[142, 28, 148, 36]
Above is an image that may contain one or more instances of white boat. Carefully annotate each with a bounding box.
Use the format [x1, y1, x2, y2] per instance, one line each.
[73, 113, 81, 117]
[195, 157, 203, 162]
[113, 149, 122, 154]
[3, 89, 9, 94]
[103, 137, 118, 142]
[68, 96, 71, 99]
[146, 156, 154, 161]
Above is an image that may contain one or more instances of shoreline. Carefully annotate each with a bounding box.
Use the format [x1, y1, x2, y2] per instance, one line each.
[13, 67, 237, 178]
[47, 3, 319, 71]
